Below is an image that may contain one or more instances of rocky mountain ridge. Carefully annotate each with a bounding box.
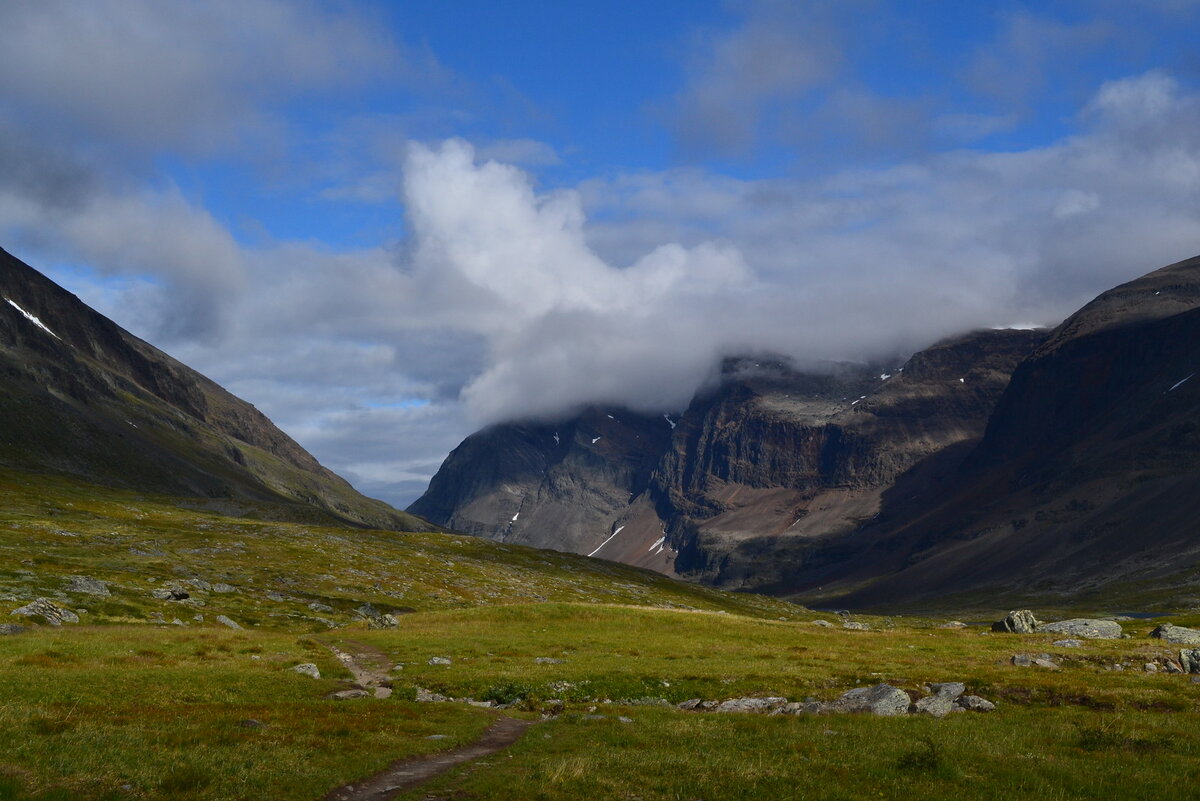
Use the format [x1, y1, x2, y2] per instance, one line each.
[412, 253, 1200, 609]
[409, 327, 1047, 580]
[0, 246, 432, 531]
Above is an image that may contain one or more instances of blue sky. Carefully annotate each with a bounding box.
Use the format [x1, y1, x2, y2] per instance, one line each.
[1, 1, 1199, 506]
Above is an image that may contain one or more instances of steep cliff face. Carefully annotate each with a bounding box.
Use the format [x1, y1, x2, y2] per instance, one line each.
[798, 254, 1200, 610]
[0, 246, 433, 531]
[409, 329, 1045, 580]
[657, 330, 1046, 588]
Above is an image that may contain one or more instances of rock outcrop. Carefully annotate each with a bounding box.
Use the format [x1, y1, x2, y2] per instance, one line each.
[10, 598, 79, 626]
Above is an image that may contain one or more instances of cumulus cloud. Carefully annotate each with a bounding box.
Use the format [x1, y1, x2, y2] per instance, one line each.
[384, 73, 1200, 427]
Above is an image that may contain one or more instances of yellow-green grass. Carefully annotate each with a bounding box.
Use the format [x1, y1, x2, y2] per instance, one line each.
[4, 469, 1200, 800]
[407, 705, 1200, 800]
[340, 604, 1200, 711]
[0, 625, 493, 801]
[0, 468, 799, 631]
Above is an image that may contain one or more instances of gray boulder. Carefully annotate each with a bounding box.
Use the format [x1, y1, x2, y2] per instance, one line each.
[957, 695, 996, 712]
[676, 698, 705, 711]
[1149, 624, 1200, 646]
[65, 576, 110, 597]
[915, 682, 965, 718]
[842, 621, 870, 631]
[215, 615, 242, 630]
[0, 623, 28, 635]
[1053, 639, 1084, 648]
[939, 621, 967, 629]
[1012, 653, 1059, 669]
[714, 697, 788, 714]
[329, 689, 369, 700]
[150, 585, 189, 601]
[535, 657, 565, 665]
[428, 656, 452, 666]
[1181, 649, 1200, 674]
[367, 613, 399, 630]
[811, 619, 833, 628]
[11, 598, 79, 626]
[915, 695, 956, 718]
[992, 610, 1040, 633]
[830, 684, 911, 716]
[291, 663, 321, 679]
[211, 583, 236, 594]
[928, 682, 965, 699]
[1040, 619, 1122, 640]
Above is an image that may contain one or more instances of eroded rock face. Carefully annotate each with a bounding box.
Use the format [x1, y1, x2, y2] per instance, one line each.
[410, 330, 1043, 587]
[1040, 619, 1123, 640]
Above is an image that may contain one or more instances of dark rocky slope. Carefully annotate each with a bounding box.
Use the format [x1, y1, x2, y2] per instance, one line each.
[0, 246, 432, 531]
[794, 254, 1200, 610]
[410, 330, 1045, 577]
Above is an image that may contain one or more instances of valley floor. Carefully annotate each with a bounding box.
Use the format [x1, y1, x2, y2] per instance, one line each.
[2, 472, 1198, 800]
[2, 606, 1198, 800]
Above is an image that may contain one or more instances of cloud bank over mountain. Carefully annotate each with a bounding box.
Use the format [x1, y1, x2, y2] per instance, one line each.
[1, 1, 1198, 504]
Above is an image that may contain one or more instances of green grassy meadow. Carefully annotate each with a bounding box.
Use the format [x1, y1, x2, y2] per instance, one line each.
[2, 469, 1198, 800]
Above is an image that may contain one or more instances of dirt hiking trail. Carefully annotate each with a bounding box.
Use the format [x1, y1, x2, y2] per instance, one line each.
[322, 716, 535, 801]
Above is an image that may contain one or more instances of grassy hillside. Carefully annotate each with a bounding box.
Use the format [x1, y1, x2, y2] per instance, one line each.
[2, 472, 1198, 800]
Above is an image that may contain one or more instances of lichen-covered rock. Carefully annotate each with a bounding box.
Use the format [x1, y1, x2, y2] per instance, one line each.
[1040, 619, 1122, 640]
[811, 619, 833, 627]
[367, 613, 399, 630]
[928, 682, 965, 699]
[10, 598, 79, 626]
[215, 615, 242, 630]
[291, 663, 321, 679]
[992, 610, 1040, 633]
[957, 695, 996, 712]
[915, 682, 965, 718]
[65, 576, 110, 597]
[915, 694, 956, 718]
[830, 684, 911, 716]
[1181, 649, 1200, 674]
[1150, 624, 1200, 646]
[1053, 639, 1083, 648]
[714, 697, 788, 714]
[428, 656, 451, 666]
[842, 621, 870, 631]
